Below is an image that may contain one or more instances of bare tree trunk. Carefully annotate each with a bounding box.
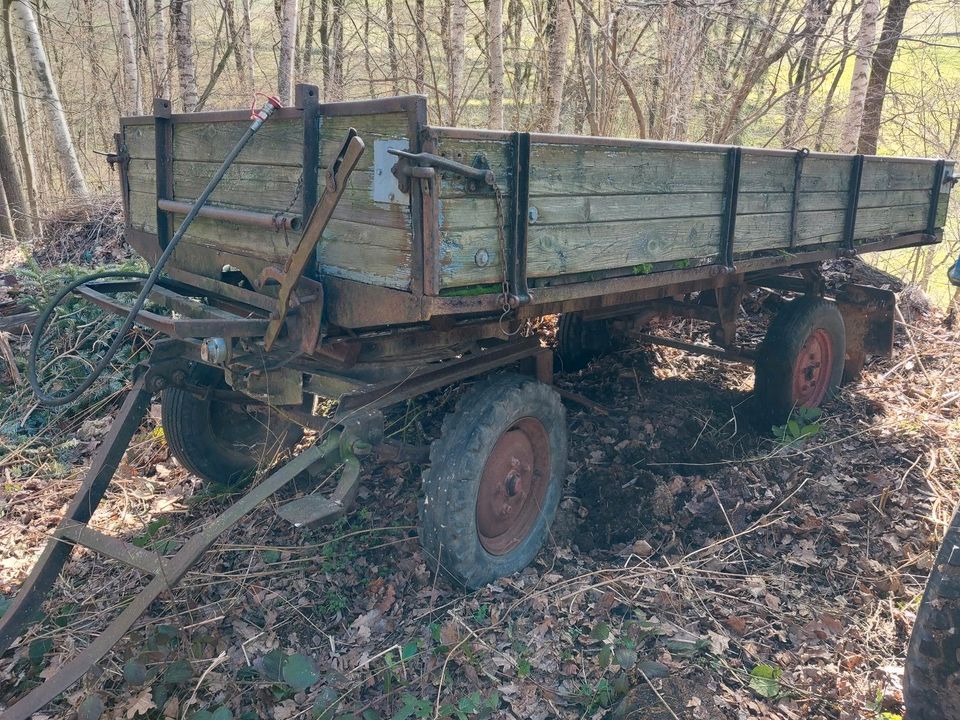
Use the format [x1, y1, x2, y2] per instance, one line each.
[0, 180, 13, 240]
[385, 0, 399, 94]
[839, 0, 879, 153]
[2, 0, 38, 232]
[363, 0, 375, 97]
[486, 0, 504, 128]
[278, 0, 298, 104]
[0, 103, 29, 239]
[223, 0, 248, 89]
[320, 0, 330, 93]
[539, 0, 572, 132]
[153, 0, 168, 96]
[11, 0, 87, 195]
[445, 0, 466, 124]
[326, 0, 344, 100]
[240, 0, 255, 93]
[858, 0, 910, 154]
[414, 0, 425, 94]
[172, 0, 199, 111]
[302, 0, 317, 79]
[117, 0, 142, 113]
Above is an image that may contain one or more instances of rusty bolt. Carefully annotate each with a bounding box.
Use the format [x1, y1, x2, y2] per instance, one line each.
[148, 375, 168, 393]
[171, 369, 187, 386]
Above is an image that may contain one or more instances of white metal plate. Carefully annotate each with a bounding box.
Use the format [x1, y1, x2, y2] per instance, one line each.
[372, 138, 410, 204]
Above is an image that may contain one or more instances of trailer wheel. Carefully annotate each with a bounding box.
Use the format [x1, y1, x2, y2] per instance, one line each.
[556, 313, 611, 372]
[904, 506, 960, 720]
[161, 365, 301, 487]
[753, 297, 845, 424]
[419, 373, 568, 588]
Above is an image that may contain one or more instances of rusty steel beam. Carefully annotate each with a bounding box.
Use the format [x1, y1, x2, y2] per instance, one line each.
[74, 284, 269, 339]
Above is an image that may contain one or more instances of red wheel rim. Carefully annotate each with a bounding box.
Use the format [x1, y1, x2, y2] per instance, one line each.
[791, 328, 833, 407]
[476, 417, 551, 556]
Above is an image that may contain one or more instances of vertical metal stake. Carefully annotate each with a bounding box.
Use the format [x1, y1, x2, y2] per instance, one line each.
[154, 98, 174, 250]
[719, 147, 742, 270]
[843, 154, 865, 251]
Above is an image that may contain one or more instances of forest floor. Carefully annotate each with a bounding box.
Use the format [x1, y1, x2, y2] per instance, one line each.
[1, 219, 959, 720]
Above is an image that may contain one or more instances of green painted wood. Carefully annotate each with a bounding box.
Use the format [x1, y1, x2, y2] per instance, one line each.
[440, 215, 723, 287]
[123, 124, 156, 160]
[173, 118, 304, 165]
[529, 143, 727, 195]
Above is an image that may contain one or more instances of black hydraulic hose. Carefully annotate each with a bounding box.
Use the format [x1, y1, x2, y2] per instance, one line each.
[28, 97, 282, 406]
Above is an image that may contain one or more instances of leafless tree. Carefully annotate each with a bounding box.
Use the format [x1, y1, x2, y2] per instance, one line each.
[840, 0, 879, 152]
[858, 0, 911, 154]
[172, 0, 199, 111]
[10, 0, 87, 195]
[278, 0, 299, 104]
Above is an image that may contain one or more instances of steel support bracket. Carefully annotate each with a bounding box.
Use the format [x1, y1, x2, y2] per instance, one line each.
[835, 283, 896, 383]
[507, 131, 532, 306]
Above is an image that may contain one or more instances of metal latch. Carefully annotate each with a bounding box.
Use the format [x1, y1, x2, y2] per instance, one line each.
[389, 149, 495, 194]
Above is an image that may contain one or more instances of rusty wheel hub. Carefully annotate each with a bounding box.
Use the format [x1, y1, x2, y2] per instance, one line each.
[792, 328, 833, 407]
[476, 417, 551, 556]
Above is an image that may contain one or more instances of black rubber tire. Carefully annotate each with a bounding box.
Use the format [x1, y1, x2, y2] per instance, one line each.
[753, 296, 846, 425]
[556, 313, 612, 372]
[418, 373, 568, 588]
[161, 364, 301, 487]
[905, 506, 960, 720]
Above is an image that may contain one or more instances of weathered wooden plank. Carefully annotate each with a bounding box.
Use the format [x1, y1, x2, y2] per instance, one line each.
[860, 157, 941, 192]
[129, 190, 158, 233]
[317, 113, 410, 171]
[169, 159, 303, 211]
[127, 160, 408, 230]
[166, 213, 300, 262]
[855, 203, 930, 236]
[439, 216, 722, 287]
[173, 118, 305, 166]
[528, 144, 727, 195]
[318, 240, 412, 289]
[438, 187, 937, 232]
[124, 124, 156, 160]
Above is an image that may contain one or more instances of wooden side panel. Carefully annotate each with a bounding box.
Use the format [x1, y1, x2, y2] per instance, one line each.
[122, 124, 157, 238]
[124, 111, 415, 290]
[432, 129, 951, 289]
[313, 112, 414, 289]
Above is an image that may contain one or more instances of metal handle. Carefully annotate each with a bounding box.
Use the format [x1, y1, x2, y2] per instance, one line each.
[388, 148, 495, 186]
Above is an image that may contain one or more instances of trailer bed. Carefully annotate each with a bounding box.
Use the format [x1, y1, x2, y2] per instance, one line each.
[116, 88, 954, 332]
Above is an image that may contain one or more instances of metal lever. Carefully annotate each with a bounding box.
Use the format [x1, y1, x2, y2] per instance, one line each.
[258, 129, 366, 351]
[388, 148, 495, 186]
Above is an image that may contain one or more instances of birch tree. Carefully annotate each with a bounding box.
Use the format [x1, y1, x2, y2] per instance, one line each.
[117, 0, 142, 114]
[839, 0, 879, 153]
[445, 0, 467, 124]
[10, 0, 87, 195]
[385, 0, 399, 94]
[172, 0, 199, 111]
[303, 0, 318, 79]
[153, 0, 168, 96]
[278, 0, 299, 104]
[414, 0, 425, 94]
[0, 103, 29, 239]
[241, 0, 255, 94]
[2, 0, 37, 231]
[539, 0, 572, 133]
[487, 0, 504, 129]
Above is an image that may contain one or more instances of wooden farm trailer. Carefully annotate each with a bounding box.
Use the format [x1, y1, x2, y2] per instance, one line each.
[0, 84, 955, 718]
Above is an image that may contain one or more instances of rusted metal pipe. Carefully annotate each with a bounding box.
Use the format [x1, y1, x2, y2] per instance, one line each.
[157, 199, 303, 232]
